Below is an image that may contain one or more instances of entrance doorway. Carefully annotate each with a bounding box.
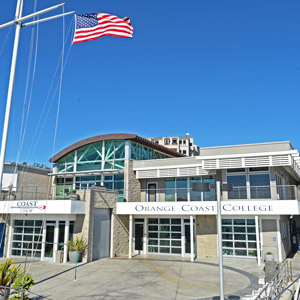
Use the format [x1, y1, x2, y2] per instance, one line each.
[135, 223, 144, 252]
[147, 183, 157, 202]
[44, 221, 55, 260]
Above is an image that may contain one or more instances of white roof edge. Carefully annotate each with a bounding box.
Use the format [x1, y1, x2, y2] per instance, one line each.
[200, 141, 293, 150]
[196, 150, 298, 160]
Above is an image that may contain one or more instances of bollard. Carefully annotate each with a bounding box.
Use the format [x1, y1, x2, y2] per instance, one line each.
[265, 261, 277, 282]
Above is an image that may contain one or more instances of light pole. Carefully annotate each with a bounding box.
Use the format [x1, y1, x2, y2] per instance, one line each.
[192, 181, 232, 300]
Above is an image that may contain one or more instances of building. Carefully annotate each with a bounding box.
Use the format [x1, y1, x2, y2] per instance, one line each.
[1, 136, 300, 266]
[148, 133, 200, 156]
[117, 141, 300, 264]
[0, 162, 50, 257]
[0, 134, 183, 262]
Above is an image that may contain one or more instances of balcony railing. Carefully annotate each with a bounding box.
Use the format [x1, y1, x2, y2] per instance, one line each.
[0, 184, 299, 202]
[141, 185, 300, 202]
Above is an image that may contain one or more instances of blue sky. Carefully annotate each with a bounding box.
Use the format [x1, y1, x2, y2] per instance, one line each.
[0, 0, 299, 167]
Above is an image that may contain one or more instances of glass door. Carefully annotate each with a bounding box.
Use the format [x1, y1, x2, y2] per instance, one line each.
[44, 222, 55, 260]
[147, 183, 157, 202]
[184, 224, 191, 254]
[134, 223, 144, 252]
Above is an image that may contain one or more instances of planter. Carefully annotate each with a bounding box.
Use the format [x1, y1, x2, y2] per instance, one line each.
[69, 250, 82, 263]
[265, 254, 274, 262]
[70, 194, 80, 200]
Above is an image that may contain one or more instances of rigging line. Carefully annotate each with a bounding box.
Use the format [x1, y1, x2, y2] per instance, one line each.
[51, 5, 65, 159]
[13, 0, 38, 179]
[18, 17, 74, 181]
[30, 7, 70, 267]
[0, 26, 12, 57]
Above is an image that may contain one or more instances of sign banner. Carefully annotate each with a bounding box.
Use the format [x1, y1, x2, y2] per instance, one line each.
[116, 200, 300, 216]
[0, 200, 85, 215]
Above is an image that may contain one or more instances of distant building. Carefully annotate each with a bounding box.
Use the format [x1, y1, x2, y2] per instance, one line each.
[2, 162, 50, 192]
[147, 133, 200, 156]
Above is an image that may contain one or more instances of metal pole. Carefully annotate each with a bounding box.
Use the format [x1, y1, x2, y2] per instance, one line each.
[216, 181, 224, 300]
[0, 0, 24, 191]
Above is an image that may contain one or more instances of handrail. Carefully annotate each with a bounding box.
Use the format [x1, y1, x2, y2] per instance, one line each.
[253, 260, 292, 300]
[272, 276, 300, 300]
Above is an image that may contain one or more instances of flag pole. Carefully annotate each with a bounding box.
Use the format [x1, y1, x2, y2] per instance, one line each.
[0, 0, 24, 192]
[0, 1, 73, 191]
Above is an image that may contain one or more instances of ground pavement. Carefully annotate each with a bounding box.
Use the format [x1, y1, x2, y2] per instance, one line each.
[7, 255, 267, 300]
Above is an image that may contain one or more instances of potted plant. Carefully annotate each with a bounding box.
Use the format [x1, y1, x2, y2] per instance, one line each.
[265, 251, 274, 262]
[68, 236, 88, 263]
[70, 189, 80, 200]
[0, 259, 22, 300]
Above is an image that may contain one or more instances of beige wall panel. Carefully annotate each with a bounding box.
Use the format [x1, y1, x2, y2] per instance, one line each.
[196, 215, 217, 258]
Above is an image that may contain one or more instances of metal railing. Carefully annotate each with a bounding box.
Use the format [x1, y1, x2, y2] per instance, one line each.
[254, 260, 292, 300]
[0, 184, 300, 202]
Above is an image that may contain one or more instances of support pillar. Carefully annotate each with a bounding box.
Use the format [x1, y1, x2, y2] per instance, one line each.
[277, 218, 283, 262]
[63, 220, 69, 263]
[190, 215, 194, 262]
[255, 215, 261, 266]
[129, 215, 132, 258]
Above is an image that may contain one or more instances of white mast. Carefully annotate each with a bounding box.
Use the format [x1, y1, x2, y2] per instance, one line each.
[0, 0, 24, 191]
[0, 1, 74, 191]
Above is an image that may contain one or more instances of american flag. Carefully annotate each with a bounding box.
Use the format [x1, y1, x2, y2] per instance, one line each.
[73, 13, 133, 44]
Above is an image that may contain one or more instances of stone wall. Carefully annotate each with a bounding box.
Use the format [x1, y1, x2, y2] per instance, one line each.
[196, 215, 218, 258]
[74, 187, 129, 262]
[125, 160, 141, 202]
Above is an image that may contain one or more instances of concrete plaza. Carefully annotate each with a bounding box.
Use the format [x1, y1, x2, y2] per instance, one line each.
[11, 255, 267, 300]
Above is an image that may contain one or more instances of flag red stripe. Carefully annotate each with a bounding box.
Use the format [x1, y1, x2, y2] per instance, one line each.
[73, 30, 133, 42]
[73, 33, 133, 44]
[75, 23, 133, 35]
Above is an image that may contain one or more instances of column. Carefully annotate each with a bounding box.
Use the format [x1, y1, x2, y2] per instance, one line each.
[181, 218, 185, 257]
[53, 221, 59, 257]
[277, 218, 283, 262]
[129, 215, 133, 258]
[190, 215, 194, 262]
[41, 221, 46, 261]
[110, 213, 114, 258]
[255, 216, 261, 266]
[143, 217, 147, 255]
[63, 220, 69, 263]
[6, 218, 13, 258]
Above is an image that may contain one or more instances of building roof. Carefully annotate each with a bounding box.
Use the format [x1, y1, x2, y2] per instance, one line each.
[49, 133, 185, 163]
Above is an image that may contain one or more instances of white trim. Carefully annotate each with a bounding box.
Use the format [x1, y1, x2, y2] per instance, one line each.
[129, 214, 132, 258]
[63, 220, 69, 263]
[190, 215, 194, 262]
[255, 216, 261, 266]
[277, 219, 283, 262]
[110, 213, 114, 258]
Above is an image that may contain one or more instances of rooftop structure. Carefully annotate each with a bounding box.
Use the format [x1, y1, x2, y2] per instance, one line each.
[147, 133, 200, 156]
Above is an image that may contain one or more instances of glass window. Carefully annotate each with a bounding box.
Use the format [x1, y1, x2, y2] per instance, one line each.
[165, 179, 175, 202]
[176, 178, 187, 201]
[203, 176, 215, 201]
[190, 178, 201, 201]
[227, 175, 247, 199]
[249, 174, 270, 199]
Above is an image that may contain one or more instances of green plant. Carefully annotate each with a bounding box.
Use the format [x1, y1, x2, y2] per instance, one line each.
[72, 189, 77, 195]
[266, 251, 273, 255]
[0, 259, 22, 299]
[11, 273, 35, 300]
[68, 236, 88, 251]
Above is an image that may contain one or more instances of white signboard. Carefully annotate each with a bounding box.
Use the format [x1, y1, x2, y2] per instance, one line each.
[0, 200, 86, 215]
[117, 201, 300, 216]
